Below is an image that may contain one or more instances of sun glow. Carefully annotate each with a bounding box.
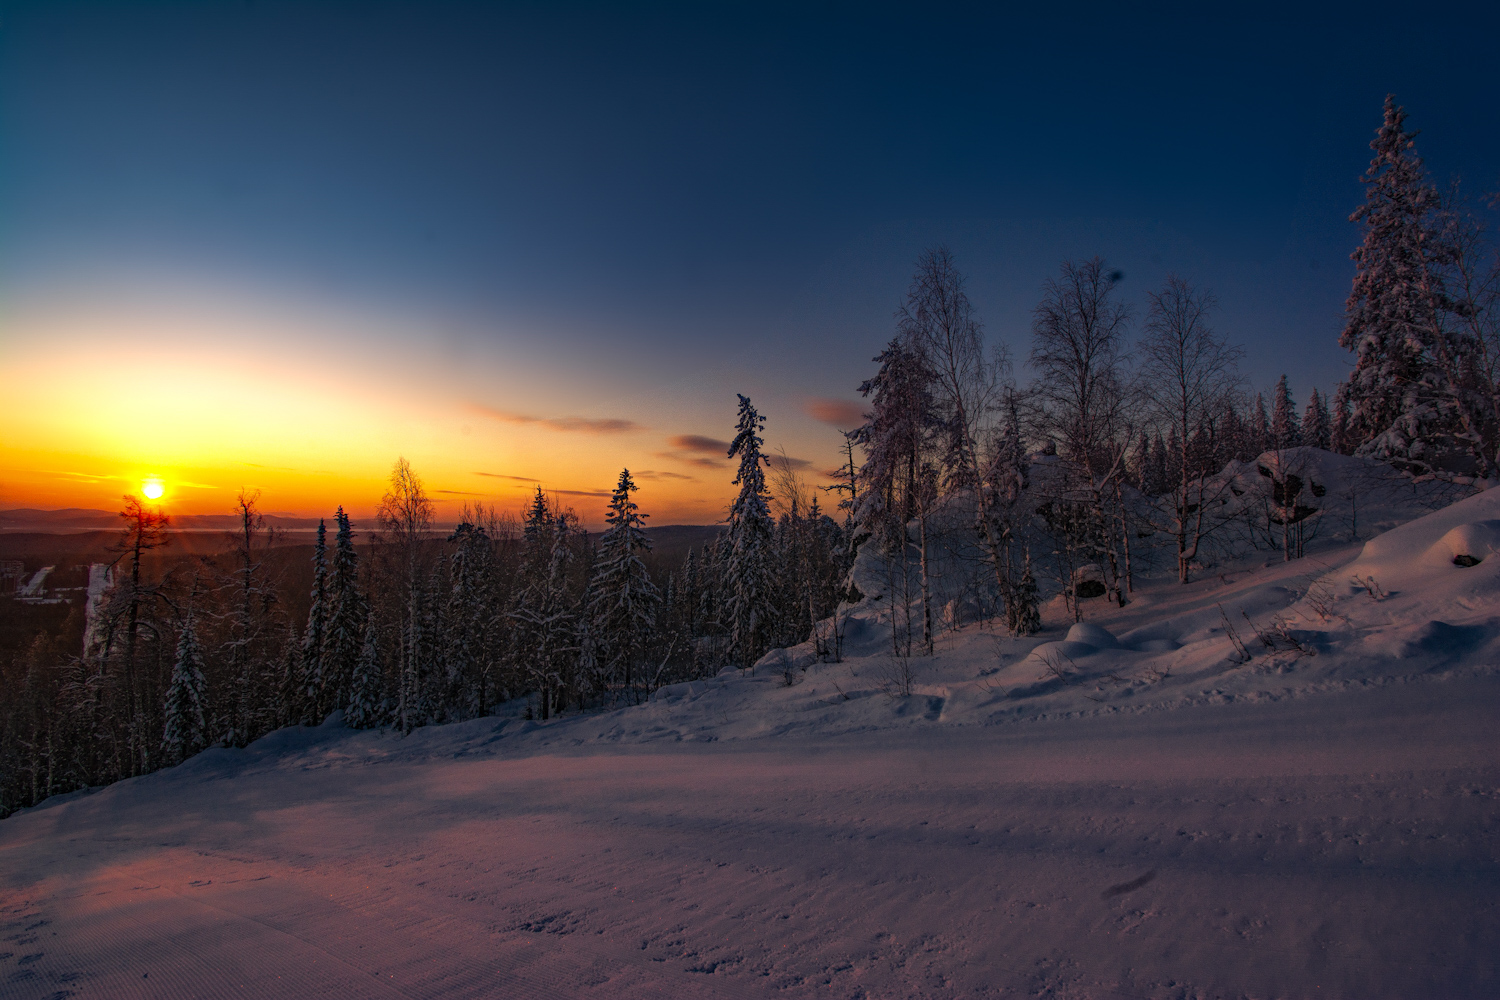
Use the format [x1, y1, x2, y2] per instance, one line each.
[141, 479, 165, 500]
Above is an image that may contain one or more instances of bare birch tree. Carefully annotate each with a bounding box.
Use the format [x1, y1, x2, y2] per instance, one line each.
[897, 247, 1015, 618]
[1137, 276, 1244, 582]
[377, 457, 433, 733]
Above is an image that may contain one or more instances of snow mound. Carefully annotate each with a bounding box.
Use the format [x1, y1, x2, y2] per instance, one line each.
[1429, 520, 1500, 567]
[1339, 486, 1500, 587]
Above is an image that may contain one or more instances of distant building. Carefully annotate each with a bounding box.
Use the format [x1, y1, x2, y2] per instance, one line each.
[0, 561, 22, 593]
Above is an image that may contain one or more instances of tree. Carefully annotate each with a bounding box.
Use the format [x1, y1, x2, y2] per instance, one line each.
[1270, 376, 1299, 450]
[1030, 257, 1135, 608]
[104, 494, 172, 774]
[320, 507, 364, 716]
[1137, 276, 1244, 583]
[222, 489, 279, 744]
[592, 469, 660, 695]
[1249, 393, 1271, 455]
[377, 457, 433, 734]
[1030, 257, 1133, 479]
[725, 395, 777, 667]
[1330, 382, 1354, 455]
[300, 519, 329, 725]
[1006, 554, 1042, 636]
[1340, 95, 1452, 472]
[1302, 388, 1331, 450]
[345, 610, 383, 729]
[161, 613, 208, 766]
[445, 518, 491, 718]
[898, 247, 1015, 629]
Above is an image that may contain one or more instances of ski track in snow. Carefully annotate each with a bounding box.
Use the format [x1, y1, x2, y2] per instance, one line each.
[5, 482, 1500, 999]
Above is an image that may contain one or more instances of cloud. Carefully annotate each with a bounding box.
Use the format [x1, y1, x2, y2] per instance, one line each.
[433, 489, 485, 496]
[473, 472, 540, 483]
[771, 455, 814, 471]
[468, 404, 641, 435]
[669, 434, 731, 455]
[656, 452, 726, 469]
[659, 434, 731, 469]
[633, 470, 695, 482]
[551, 488, 612, 498]
[804, 398, 866, 428]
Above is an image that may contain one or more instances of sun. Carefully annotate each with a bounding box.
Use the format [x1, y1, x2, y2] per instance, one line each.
[141, 479, 165, 500]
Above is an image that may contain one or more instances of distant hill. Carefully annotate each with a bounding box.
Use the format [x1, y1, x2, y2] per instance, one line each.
[0, 508, 324, 532]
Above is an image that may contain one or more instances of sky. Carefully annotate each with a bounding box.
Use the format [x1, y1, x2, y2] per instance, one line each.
[2, 2, 1498, 526]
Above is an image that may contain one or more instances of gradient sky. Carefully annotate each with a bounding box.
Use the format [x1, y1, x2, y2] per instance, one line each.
[3, 2, 1498, 526]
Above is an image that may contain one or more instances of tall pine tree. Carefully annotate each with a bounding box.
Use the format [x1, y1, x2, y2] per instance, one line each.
[1302, 388, 1331, 450]
[300, 519, 329, 724]
[320, 508, 364, 716]
[1340, 95, 1452, 470]
[1270, 376, 1299, 450]
[161, 613, 208, 765]
[591, 469, 659, 695]
[726, 395, 777, 668]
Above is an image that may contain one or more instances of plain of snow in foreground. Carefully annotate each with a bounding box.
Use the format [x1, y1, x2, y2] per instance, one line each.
[4, 488, 1500, 999]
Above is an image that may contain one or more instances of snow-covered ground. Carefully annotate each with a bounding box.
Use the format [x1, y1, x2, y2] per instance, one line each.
[4, 487, 1500, 998]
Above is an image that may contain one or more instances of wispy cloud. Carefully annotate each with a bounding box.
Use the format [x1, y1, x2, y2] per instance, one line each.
[669, 434, 731, 455]
[659, 434, 731, 469]
[473, 472, 540, 483]
[634, 470, 695, 482]
[771, 454, 814, 471]
[656, 452, 726, 469]
[804, 398, 865, 428]
[468, 404, 641, 435]
[433, 489, 485, 496]
[552, 488, 612, 498]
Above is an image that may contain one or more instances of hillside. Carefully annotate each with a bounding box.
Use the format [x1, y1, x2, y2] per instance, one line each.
[1, 491, 1497, 998]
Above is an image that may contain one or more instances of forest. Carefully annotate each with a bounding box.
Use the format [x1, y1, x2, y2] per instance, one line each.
[3, 95, 1496, 819]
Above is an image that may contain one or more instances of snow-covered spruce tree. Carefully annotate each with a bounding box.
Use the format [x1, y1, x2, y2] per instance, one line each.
[161, 614, 208, 766]
[852, 338, 939, 649]
[345, 609, 383, 729]
[574, 570, 604, 703]
[1302, 389, 1331, 451]
[1270, 376, 1299, 450]
[275, 624, 300, 728]
[1006, 554, 1042, 637]
[1330, 382, 1354, 455]
[853, 338, 934, 548]
[511, 496, 577, 717]
[978, 386, 1030, 589]
[726, 395, 778, 668]
[300, 519, 329, 725]
[417, 566, 447, 723]
[1340, 95, 1457, 473]
[592, 469, 659, 697]
[1249, 393, 1271, 455]
[445, 518, 492, 718]
[320, 507, 364, 717]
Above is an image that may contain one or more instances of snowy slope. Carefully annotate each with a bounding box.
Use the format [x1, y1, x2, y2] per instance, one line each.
[2, 492, 1498, 999]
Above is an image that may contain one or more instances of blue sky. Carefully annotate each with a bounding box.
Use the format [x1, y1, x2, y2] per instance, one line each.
[3, 2, 1498, 519]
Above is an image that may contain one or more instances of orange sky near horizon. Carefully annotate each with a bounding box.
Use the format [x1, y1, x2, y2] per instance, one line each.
[0, 286, 856, 528]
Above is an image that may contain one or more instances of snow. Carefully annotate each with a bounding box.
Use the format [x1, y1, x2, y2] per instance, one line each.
[4, 491, 1499, 998]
